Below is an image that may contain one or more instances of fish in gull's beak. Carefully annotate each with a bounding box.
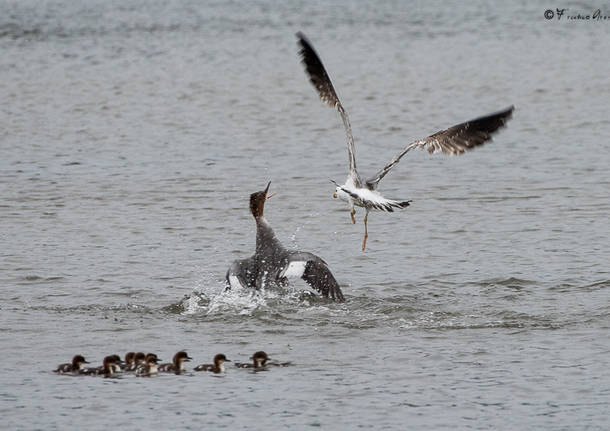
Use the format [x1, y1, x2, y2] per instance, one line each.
[330, 179, 338, 199]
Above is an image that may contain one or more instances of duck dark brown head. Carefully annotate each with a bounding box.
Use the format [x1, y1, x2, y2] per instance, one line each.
[108, 354, 122, 363]
[174, 351, 192, 364]
[102, 355, 122, 374]
[145, 353, 159, 364]
[72, 355, 89, 367]
[214, 353, 229, 364]
[125, 352, 135, 365]
[249, 182, 275, 219]
[251, 351, 269, 367]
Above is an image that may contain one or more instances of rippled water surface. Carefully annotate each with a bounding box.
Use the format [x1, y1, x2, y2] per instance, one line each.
[2, 1, 609, 429]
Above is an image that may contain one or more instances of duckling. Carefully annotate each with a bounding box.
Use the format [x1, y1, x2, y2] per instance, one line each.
[194, 354, 230, 373]
[125, 352, 145, 372]
[158, 351, 192, 374]
[54, 355, 89, 374]
[122, 352, 135, 371]
[81, 355, 122, 377]
[135, 354, 160, 377]
[235, 351, 270, 369]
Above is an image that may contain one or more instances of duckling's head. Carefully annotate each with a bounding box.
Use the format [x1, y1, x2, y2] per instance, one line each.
[251, 351, 269, 367]
[174, 351, 192, 364]
[72, 355, 89, 369]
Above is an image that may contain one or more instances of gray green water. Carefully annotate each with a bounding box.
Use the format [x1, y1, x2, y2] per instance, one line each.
[1, 0, 609, 429]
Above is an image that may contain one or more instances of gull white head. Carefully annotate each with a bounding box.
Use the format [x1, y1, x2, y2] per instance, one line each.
[330, 180, 350, 203]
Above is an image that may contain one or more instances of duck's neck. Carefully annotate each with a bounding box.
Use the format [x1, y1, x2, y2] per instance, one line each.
[255, 216, 284, 254]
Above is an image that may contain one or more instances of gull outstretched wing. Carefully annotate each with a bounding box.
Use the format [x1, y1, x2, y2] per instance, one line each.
[297, 32, 360, 185]
[366, 106, 514, 189]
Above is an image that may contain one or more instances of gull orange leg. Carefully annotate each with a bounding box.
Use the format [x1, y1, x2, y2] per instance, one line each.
[361, 211, 369, 251]
[350, 209, 356, 224]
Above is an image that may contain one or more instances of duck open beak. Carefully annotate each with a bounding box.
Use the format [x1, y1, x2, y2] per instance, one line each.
[264, 181, 275, 199]
[265, 181, 276, 199]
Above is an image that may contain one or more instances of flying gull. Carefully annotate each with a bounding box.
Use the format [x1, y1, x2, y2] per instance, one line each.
[297, 32, 514, 250]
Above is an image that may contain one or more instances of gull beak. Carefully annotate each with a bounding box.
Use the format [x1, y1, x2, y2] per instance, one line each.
[266, 192, 276, 200]
[333, 192, 337, 199]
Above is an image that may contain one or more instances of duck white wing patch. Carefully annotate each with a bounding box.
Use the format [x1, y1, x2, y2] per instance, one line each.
[281, 261, 307, 278]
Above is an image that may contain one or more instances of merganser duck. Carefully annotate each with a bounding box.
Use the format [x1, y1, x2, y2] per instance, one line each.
[54, 355, 89, 374]
[225, 182, 345, 301]
[194, 354, 230, 373]
[81, 355, 122, 377]
[297, 32, 514, 250]
[158, 351, 192, 374]
[125, 352, 145, 372]
[135, 354, 160, 377]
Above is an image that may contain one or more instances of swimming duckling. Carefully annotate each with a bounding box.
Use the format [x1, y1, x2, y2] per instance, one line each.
[158, 351, 192, 374]
[235, 351, 292, 369]
[135, 354, 160, 377]
[235, 351, 270, 369]
[125, 352, 146, 372]
[194, 354, 230, 373]
[122, 352, 135, 371]
[54, 355, 89, 374]
[102, 354, 123, 373]
[81, 355, 122, 377]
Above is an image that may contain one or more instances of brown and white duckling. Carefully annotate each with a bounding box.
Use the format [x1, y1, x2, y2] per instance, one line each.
[235, 351, 270, 369]
[95, 354, 123, 374]
[122, 352, 135, 371]
[235, 351, 293, 369]
[81, 355, 122, 377]
[135, 354, 160, 377]
[158, 351, 192, 374]
[194, 354, 230, 373]
[125, 352, 146, 372]
[54, 355, 89, 374]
